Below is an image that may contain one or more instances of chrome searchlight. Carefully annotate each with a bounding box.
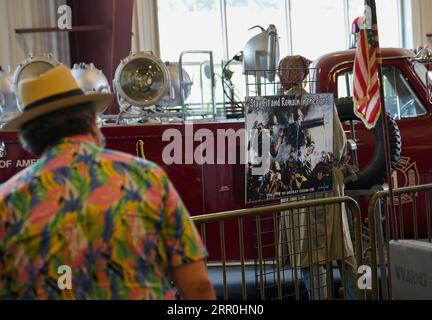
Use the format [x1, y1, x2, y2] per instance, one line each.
[243, 24, 280, 82]
[114, 52, 170, 113]
[13, 54, 61, 110]
[71, 63, 111, 94]
[0, 66, 19, 124]
[71, 63, 112, 119]
[157, 61, 192, 109]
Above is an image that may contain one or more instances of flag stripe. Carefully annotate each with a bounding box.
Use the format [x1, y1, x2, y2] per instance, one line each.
[352, 0, 382, 129]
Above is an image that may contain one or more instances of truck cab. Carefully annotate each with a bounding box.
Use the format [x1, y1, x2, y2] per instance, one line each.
[313, 48, 431, 231]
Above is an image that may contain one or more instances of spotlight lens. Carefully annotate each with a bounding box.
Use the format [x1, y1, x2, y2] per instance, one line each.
[120, 59, 165, 102]
[18, 61, 54, 83]
[12, 55, 61, 111]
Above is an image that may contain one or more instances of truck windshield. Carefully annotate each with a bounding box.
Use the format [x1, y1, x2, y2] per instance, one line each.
[337, 67, 427, 120]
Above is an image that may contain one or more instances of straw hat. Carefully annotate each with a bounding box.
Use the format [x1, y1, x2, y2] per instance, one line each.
[3, 65, 113, 131]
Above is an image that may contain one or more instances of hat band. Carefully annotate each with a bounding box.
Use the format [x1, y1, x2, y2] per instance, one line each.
[24, 89, 85, 112]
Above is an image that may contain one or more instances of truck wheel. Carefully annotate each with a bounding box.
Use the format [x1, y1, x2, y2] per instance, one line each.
[335, 97, 402, 190]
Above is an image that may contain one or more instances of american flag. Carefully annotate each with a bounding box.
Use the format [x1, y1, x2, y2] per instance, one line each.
[352, 0, 381, 129]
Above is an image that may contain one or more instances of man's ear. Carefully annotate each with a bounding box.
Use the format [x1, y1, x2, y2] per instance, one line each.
[90, 113, 100, 140]
[91, 113, 98, 132]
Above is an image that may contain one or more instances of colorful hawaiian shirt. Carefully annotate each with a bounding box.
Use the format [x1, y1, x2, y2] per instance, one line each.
[0, 135, 207, 299]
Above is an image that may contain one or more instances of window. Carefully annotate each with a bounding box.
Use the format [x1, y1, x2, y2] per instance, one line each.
[225, 0, 288, 58]
[337, 67, 427, 120]
[348, 0, 401, 48]
[158, 1, 224, 62]
[382, 67, 427, 119]
[290, 0, 346, 60]
[158, 0, 403, 63]
[157, 0, 404, 111]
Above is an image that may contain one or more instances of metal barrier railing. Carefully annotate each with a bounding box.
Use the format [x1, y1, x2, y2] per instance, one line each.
[367, 183, 432, 299]
[192, 196, 364, 300]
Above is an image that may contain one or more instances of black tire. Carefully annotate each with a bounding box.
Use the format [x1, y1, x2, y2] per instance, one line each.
[335, 97, 402, 190]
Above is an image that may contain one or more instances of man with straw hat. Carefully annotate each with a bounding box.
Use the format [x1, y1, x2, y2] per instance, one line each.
[0, 65, 215, 300]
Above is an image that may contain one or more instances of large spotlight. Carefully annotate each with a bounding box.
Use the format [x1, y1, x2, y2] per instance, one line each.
[157, 62, 192, 109]
[71, 63, 111, 122]
[12, 54, 61, 110]
[0, 66, 19, 124]
[114, 52, 170, 113]
[71, 63, 111, 94]
[243, 24, 280, 82]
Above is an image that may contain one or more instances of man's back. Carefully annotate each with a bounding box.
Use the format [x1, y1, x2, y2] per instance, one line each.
[0, 135, 206, 299]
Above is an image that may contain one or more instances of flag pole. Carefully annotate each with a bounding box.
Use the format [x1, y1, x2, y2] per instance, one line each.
[371, 0, 399, 240]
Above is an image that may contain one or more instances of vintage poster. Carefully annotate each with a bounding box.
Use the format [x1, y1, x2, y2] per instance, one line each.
[246, 94, 334, 202]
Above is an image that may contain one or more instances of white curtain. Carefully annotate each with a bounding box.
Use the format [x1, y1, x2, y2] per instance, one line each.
[0, 0, 70, 69]
[131, 0, 160, 57]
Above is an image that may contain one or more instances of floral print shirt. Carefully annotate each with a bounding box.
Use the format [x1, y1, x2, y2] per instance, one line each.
[0, 135, 206, 299]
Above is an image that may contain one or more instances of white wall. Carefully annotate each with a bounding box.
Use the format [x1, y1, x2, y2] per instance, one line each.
[409, 0, 432, 48]
[0, 0, 70, 69]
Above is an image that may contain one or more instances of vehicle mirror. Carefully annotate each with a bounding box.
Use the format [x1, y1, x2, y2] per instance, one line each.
[414, 48, 432, 64]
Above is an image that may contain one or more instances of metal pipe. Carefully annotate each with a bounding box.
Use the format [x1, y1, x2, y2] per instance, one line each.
[377, 198, 389, 299]
[193, 196, 360, 223]
[238, 217, 247, 300]
[426, 191, 432, 242]
[306, 206, 316, 300]
[398, 194, 404, 239]
[352, 200, 364, 300]
[338, 203, 347, 300]
[201, 224, 207, 266]
[218, 0, 229, 62]
[313, 205, 322, 298]
[342, 0, 350, 49]
[273, 213, 282, 299]
[284, 0, 293, 55]
[289, 207, 300, 300]
[368, 201, 379, 299]
[255, 216, 265, 300]
[322, 203, 333, 299]
[413, 192, 419, 240]
[384, 197, 393, 298]
[219, 220, 228, 300]
[374, 0, 399, 240]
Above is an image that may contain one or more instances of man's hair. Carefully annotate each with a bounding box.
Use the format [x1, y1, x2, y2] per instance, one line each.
[19, 102, 97, 157]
